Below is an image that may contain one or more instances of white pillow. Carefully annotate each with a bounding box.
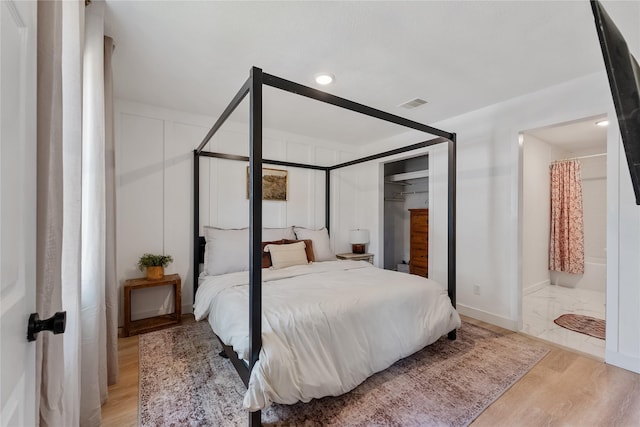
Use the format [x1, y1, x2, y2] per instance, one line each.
[203, 226, 296, 275]
[264, 241, 308, 269]
[203, 227, 247, 276]
[293, 227, 336, 262]
[263, 227, 296, 241]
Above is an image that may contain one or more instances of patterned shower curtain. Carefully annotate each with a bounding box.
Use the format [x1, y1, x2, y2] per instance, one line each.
[549, 160, 585, 274]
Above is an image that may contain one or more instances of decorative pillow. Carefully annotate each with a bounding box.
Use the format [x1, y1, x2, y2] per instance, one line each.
[203, 226, 296, 275]
[261, 240, 286, 268]
[283, 239, 315, 263]
[263, 227, 296, 241]
[293, 227, 336, 262]
[264, 241, 309, 269]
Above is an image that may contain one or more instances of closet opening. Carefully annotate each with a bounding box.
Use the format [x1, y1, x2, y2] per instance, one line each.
[519, 115, 607, 359]
[383, 154, 429, 277]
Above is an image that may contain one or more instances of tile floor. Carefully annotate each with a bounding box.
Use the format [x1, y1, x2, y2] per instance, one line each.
[521, 284, 606, 359]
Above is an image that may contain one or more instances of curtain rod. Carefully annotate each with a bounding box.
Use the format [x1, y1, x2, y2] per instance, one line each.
[401, 190, 428, 195]
[552, 152, 607, 163]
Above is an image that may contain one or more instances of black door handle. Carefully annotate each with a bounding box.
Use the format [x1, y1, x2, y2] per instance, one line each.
[27, 311, 66, 342]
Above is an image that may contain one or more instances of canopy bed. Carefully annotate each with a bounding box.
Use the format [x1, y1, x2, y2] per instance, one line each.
[193, 66, 458, 426]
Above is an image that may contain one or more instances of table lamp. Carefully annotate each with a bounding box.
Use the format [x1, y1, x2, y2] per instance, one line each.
[349, 229, 369, 254]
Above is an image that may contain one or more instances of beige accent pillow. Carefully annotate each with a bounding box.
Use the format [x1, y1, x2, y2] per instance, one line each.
[264, 241, 309, 269]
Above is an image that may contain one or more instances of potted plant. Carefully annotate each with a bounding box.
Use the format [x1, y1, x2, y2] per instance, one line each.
[137, 253, 173, 280]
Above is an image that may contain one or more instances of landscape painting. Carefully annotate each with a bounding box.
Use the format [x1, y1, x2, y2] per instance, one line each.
[246, 166, 288, 201]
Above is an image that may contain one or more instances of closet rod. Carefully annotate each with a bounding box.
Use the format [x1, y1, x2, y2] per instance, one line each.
[552, 152, 606, 163]
[401, 190, 428, 195]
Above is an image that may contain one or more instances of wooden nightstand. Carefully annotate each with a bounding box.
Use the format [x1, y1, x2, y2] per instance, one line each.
[123, 274, 181, 337]
[336, 253, 374, 264]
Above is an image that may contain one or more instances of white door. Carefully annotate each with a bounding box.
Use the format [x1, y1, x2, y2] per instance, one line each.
[0, 0, 38, 426]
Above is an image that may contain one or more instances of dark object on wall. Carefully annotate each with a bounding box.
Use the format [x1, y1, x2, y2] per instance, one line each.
[591, 0, 640, 205]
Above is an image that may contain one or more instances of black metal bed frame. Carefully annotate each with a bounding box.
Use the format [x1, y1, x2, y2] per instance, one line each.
[193, 66, 456, 426]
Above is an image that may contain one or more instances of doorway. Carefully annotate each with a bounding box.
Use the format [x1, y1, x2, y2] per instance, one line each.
[383, 155, 429, 273]
[520, 115, 607, 358]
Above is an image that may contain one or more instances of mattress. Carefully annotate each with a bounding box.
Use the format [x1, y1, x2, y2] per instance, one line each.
[194, 260, 461, 410]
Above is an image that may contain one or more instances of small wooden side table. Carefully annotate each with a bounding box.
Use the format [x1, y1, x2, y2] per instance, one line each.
[123, 273, 181, 337]
[336, 252, 374, 264]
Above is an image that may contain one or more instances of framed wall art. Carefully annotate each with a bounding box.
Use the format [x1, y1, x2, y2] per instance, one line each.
[246, 166, 288, 201]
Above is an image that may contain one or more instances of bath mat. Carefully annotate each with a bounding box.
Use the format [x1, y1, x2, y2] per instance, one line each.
[139, 320, 549, 426]
[554, 314, 605, 339]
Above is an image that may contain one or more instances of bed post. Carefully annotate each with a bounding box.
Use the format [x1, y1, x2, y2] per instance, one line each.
[197, 68, 459, 418]
[248, 66, 264, 427]
[193, 150, 200, 301]
[325, 170, 331, 232]
[447, 134, 457, 341]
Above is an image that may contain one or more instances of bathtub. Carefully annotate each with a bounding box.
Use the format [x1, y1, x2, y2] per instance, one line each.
[550, 256, 606, 292]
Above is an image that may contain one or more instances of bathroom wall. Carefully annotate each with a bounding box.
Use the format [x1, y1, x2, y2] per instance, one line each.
[522, 135, 569, 294]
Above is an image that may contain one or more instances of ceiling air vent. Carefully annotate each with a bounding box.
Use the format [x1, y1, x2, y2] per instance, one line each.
[398, 98, 427, 109]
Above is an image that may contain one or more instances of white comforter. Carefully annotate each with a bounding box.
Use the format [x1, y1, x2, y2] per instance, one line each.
[194, 260, 461, 411]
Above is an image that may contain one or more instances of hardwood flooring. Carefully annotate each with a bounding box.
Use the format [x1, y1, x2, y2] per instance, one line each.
[100, 315, 640, 426]
[100, 333, 140, 427]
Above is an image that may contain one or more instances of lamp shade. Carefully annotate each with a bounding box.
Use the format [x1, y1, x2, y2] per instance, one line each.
[349, 229, 369, 244]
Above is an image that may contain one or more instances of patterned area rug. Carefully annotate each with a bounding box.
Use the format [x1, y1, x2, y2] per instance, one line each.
[554, 313, 606, 340]
[139, 321, 548, 426]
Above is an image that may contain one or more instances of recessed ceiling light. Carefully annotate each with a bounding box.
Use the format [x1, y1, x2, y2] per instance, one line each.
[315, 73, 335, 85]
[595, 119, 609, 127]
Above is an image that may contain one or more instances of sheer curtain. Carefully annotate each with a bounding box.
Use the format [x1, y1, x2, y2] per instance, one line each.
[81, 2, 118, 423]
[36, 1, 118, 425]
[549, 160, 585, 274]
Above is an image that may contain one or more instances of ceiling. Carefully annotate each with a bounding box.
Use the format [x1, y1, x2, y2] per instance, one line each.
[104, 1, 638, 146]
[526, 115, 608, 152]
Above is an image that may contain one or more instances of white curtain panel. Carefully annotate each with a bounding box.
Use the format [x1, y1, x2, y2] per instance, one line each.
[81, 2, 118, 425]
[36, 1, 118, 426]
[104, 35, 119, 389]
[36, 1, 84, 426]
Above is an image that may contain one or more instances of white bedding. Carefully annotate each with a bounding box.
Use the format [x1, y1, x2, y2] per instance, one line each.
[194, 260, 461, 411]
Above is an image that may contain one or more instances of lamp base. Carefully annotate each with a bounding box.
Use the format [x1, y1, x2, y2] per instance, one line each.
[351, 244, 365, 254]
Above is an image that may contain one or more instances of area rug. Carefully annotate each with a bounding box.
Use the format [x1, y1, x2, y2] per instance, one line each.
[554, 313, 606, 340]
[139, 321, 548, 427]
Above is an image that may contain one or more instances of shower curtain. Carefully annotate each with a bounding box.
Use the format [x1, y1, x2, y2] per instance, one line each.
[549, 160, 585, 274]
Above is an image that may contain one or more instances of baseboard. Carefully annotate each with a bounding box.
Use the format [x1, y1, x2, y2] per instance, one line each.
[605, 349, 640, 374]
[524, 279, 550, 296]
[131, 307, 173, 321]
[182, 303, 193, 315]
[457, 304, 519, 331]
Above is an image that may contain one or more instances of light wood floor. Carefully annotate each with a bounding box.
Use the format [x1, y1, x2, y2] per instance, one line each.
[101, 315, 640, 426]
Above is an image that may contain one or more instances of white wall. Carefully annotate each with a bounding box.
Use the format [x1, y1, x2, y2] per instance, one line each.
[353, 70, 640, 374]
[522, 135, 568, 295]
[579, 150, 607, 265]
[114, 1, 640, 374]
[349, 142, 448, 290]
[115, 100, 358, 323]
[433, 72, 639, 374]
[383, 182, 407, 269]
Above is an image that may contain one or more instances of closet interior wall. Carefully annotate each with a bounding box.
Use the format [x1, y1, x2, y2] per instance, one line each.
[383, 155, 429, 271]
